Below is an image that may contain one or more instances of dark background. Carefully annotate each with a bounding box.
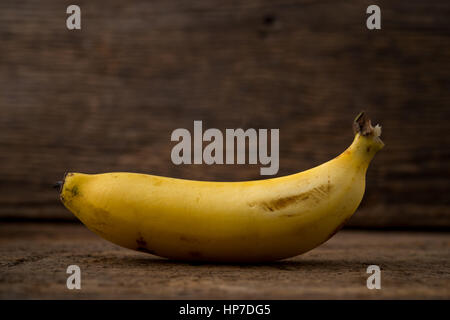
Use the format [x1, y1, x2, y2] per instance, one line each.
[0, 0, 449, 228]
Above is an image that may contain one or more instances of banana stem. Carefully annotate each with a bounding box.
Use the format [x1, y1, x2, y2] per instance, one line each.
[353, 111, 382, 139]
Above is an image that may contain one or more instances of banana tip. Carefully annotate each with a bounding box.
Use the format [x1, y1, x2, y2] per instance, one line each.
[53, 181, 63, 192]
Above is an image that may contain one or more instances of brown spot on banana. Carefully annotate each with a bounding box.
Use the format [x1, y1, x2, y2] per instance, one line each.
[136, 234, 147, 248]
[252, 184, 333, 212]
[280, 214, 295, 218]
[71, 185, 79, 196]
[135, 234, 157, 254]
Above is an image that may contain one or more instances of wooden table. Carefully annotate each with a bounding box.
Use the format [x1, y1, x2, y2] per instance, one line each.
[1, 223, 448, 299]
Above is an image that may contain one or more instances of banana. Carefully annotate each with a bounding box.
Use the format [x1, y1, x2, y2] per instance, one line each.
[59, 112, 383, 262]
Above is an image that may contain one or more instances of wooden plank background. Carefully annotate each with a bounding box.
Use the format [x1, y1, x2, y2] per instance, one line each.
[0, 0, 449, 227]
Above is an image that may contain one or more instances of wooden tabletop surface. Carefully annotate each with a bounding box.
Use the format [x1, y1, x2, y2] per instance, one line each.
[1, 222, 448, 299]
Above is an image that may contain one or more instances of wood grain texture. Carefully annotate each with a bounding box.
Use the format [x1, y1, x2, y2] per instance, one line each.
[0, 0, 449, 227]
[1, 223, 449, 299]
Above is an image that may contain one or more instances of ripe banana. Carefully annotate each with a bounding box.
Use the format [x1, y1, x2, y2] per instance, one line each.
[59, 112, 383, 262]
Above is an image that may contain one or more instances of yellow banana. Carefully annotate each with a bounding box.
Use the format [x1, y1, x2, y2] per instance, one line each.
[59, 112, 383, 262]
